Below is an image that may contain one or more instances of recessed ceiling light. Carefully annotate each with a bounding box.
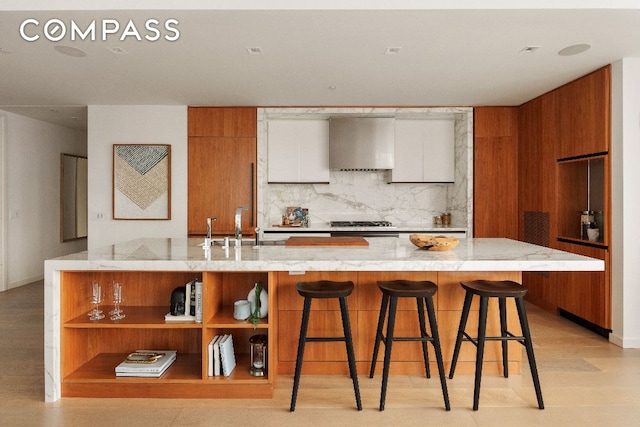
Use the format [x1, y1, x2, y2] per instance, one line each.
[385, 47, 401, 55]
[246, 47, 262, 55]
[520, 46, 541, 54]
[106, 46, 128, 55]
[558, 43, 591, 56]
[54, 45, 87, 57]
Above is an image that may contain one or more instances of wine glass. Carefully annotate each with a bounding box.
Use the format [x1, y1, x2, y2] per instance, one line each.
[88, 281, 105, 320]
[110, 281, 125, 320]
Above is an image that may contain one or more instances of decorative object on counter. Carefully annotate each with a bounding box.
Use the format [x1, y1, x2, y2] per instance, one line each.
[249, 334, 268, 377]
[109, 281, 125, 320]
[282, 207, 309, 226]
[113, 144, 170, 220]
[433, 215, 442, 225]
[441, 213, 452, 225]
[233, 300, 252, 320]
[88, 281, 105, 320]
[247, 281, 268, 328]
[409, 234, 459, 251]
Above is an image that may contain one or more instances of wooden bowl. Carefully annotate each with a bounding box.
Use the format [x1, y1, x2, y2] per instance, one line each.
[409, 234, 459, 251]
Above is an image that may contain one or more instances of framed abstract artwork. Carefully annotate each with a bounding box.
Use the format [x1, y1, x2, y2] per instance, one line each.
[113, 144, 171, 220]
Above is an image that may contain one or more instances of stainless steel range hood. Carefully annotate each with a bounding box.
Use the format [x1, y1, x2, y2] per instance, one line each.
[329, 117, 394, 170]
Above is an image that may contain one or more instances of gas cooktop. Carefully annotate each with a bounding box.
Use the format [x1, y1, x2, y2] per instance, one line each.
[330, 220, 393, 227]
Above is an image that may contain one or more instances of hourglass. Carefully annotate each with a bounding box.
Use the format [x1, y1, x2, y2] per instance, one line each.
[249, 334, 267, 377]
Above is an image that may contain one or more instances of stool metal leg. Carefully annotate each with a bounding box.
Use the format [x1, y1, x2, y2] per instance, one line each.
[473, 296, 489, 411]
[379, 296, 398, 411]
[339, 296, 362, 411]
[416, 297, 431, 378]
[370, 294, 389, 378]
[515, 297, 545, 409]
[424, 295, 451, 411]
[499, 297, 509, 378]
[449, 290, 473, 378]
[290, 296, 312, 412]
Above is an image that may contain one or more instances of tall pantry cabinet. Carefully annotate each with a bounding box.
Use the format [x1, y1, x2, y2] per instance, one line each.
[475, 65, 612, 332]
[188, 107, 258, 237]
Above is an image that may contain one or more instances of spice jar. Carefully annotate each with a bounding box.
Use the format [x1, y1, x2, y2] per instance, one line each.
[442, 213, 451, 226]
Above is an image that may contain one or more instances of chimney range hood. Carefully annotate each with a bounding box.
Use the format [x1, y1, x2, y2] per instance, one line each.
[329, 117, 394, 170]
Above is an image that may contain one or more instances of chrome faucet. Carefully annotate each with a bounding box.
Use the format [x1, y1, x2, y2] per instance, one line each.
[235, 206, 248, 246]
[205, 217, 216, 247]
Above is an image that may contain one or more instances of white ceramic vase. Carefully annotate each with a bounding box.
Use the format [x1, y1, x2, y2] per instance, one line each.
[247, 283, 268, 318]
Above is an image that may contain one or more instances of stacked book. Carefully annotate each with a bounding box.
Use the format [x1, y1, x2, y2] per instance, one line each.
[164, 279, 203, 323]
[115, 350, 177, 378]
[207, 334, 236, 377]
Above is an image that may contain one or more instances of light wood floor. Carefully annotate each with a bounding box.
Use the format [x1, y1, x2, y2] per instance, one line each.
[2, 281, 640, 426]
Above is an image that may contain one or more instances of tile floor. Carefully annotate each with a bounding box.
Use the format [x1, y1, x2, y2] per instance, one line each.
[1, 281, 640, 426]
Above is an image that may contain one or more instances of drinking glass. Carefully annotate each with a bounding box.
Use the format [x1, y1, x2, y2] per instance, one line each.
[88, 281, 105, 320]
[110, 281, 125, 320]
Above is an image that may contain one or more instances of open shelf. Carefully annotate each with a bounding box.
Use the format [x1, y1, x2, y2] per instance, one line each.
[65, 352, 202, 382]
[207, 305, 269, 328]
[59, 270, 275, 399]
[65, 306, 203, 328]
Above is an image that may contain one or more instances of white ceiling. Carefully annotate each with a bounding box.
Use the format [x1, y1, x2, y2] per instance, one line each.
[1, 2, 640, 130]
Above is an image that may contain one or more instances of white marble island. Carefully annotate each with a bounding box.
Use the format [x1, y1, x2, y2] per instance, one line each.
[44, 237, 603, 402]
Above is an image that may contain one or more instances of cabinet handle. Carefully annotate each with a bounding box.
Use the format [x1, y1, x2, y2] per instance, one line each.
[250, 163, 255, 227]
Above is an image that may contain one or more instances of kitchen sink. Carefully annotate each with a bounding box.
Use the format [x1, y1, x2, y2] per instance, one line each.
[210, 239, 287, 246]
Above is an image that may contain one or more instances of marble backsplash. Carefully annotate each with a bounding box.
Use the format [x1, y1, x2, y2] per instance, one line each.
[256, 107, 473, 230]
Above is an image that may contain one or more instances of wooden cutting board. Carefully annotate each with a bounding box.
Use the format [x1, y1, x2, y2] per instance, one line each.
[285, 236, 369, 247]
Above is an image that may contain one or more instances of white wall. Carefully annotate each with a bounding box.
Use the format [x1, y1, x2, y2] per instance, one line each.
[87, 105, 187, 249]
[610, 59, 640, 348]
[2, 111, 87, 289]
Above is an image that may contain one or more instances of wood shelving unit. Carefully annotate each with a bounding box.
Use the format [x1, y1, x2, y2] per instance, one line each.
[59, 270, 274, 399]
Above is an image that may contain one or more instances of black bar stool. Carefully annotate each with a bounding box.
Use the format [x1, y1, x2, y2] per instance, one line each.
[290, 280, 362, 412]
[369, 280, 450, 411]
[448, 280, 544, 410]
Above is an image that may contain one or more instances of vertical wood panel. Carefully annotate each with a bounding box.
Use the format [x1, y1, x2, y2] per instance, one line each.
[473, 107, 519, 238]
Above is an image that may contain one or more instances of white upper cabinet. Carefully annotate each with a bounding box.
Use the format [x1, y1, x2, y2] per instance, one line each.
[390, 118, 456, 183]
[267, 119, 330, 183]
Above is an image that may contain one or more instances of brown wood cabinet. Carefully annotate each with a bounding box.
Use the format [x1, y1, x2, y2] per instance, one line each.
[473, 107, 519, 238]
[188, 107, 257, 236]
[276, 270, 523, 377]
[516, 66, 612, 330]
[555, 66, 611, 160]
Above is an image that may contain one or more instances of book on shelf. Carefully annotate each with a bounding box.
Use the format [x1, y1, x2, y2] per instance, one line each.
[219, 334, 236, 377]
[208, 335, 222, 377]
[115, 350, 177, 377]
[185, 280, 193, 318]
[195, 279, 203, 323]
[207, 334, 236, 377]
[164, 312, 196, 322]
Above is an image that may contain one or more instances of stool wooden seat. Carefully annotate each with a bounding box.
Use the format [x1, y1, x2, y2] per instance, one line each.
[369, 280, 450, 411]
[290, 280, 362, 412]
[448, 280, 544, 410]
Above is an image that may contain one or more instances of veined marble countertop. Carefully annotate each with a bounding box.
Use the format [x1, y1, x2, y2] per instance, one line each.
[45, 237, 603, 272]
[262, 222, 467, 234]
